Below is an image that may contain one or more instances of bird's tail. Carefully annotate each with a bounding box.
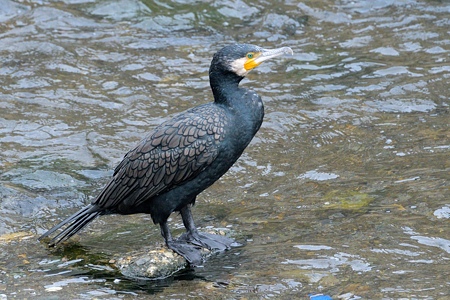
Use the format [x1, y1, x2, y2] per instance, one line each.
[38, 205, 102, 246]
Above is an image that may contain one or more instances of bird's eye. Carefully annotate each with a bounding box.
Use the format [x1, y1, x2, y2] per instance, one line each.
[247, 53, 254, 59]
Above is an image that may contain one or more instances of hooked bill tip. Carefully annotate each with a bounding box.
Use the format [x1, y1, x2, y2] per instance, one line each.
[281, 47, 294, 56]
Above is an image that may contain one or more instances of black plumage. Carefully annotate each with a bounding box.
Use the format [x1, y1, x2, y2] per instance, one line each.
[39, 44, 293, 265]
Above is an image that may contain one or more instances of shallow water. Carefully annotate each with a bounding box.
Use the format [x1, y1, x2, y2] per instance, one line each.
[0, 0, 449, 299]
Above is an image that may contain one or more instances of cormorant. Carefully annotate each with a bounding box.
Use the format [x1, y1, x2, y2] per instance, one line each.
[39, 44, 293, 265]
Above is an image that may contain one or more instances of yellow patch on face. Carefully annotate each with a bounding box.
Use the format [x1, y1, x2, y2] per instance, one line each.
[243, 52, 262, 71]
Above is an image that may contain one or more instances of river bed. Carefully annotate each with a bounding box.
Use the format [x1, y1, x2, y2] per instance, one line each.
[0, 0, 449, 299]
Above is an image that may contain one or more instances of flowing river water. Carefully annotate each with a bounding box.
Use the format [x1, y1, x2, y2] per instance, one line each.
[0, 0, 449, 299]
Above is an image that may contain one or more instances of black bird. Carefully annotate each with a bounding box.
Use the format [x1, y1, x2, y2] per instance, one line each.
[39, 44, 293, 265]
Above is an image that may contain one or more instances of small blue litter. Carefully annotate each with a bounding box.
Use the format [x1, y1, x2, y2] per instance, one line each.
[309, 293, 333, 300]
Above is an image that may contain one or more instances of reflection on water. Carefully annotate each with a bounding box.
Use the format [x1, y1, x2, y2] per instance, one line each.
[0, 0, 449, 299]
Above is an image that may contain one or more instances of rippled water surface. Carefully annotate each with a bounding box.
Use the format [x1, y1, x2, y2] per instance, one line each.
[1, 0, 449, 299]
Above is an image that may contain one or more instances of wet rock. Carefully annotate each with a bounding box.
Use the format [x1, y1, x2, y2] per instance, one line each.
[116, 245, 188, 279]
[115, 228, 234, 279]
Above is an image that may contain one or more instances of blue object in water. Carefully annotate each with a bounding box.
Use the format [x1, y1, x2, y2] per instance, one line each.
[309, 294, 333, 300]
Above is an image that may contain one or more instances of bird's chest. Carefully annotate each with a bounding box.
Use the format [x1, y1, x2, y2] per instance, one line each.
[231, 94, 264, 138]
[221, 107, 263, 155]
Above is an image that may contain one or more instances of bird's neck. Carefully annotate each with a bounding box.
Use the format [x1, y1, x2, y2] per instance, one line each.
[209, 70, 264, 138]
[209, 70, 244, 105]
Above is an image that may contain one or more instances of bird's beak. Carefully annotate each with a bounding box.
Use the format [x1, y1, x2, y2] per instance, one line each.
[244, 47, 294, 71]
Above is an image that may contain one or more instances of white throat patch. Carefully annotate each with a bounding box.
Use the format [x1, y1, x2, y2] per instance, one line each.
[230, 57, 250, 77]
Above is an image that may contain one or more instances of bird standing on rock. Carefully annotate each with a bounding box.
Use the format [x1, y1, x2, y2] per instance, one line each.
[39, 44, 293, 265]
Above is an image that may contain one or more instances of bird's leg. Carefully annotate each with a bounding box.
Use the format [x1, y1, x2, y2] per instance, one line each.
[178, 204, 235, 251]
[159, 221, 203, 266]
[160, 221, 173, 242]
[180, 204, 199, 237]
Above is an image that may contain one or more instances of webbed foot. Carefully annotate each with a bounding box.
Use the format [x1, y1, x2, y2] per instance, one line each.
[179, 231, 235, 251]
[166, 240, 203, 266]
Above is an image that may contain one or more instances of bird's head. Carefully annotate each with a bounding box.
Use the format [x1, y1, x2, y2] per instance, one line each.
[210, 44, 293, 79]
